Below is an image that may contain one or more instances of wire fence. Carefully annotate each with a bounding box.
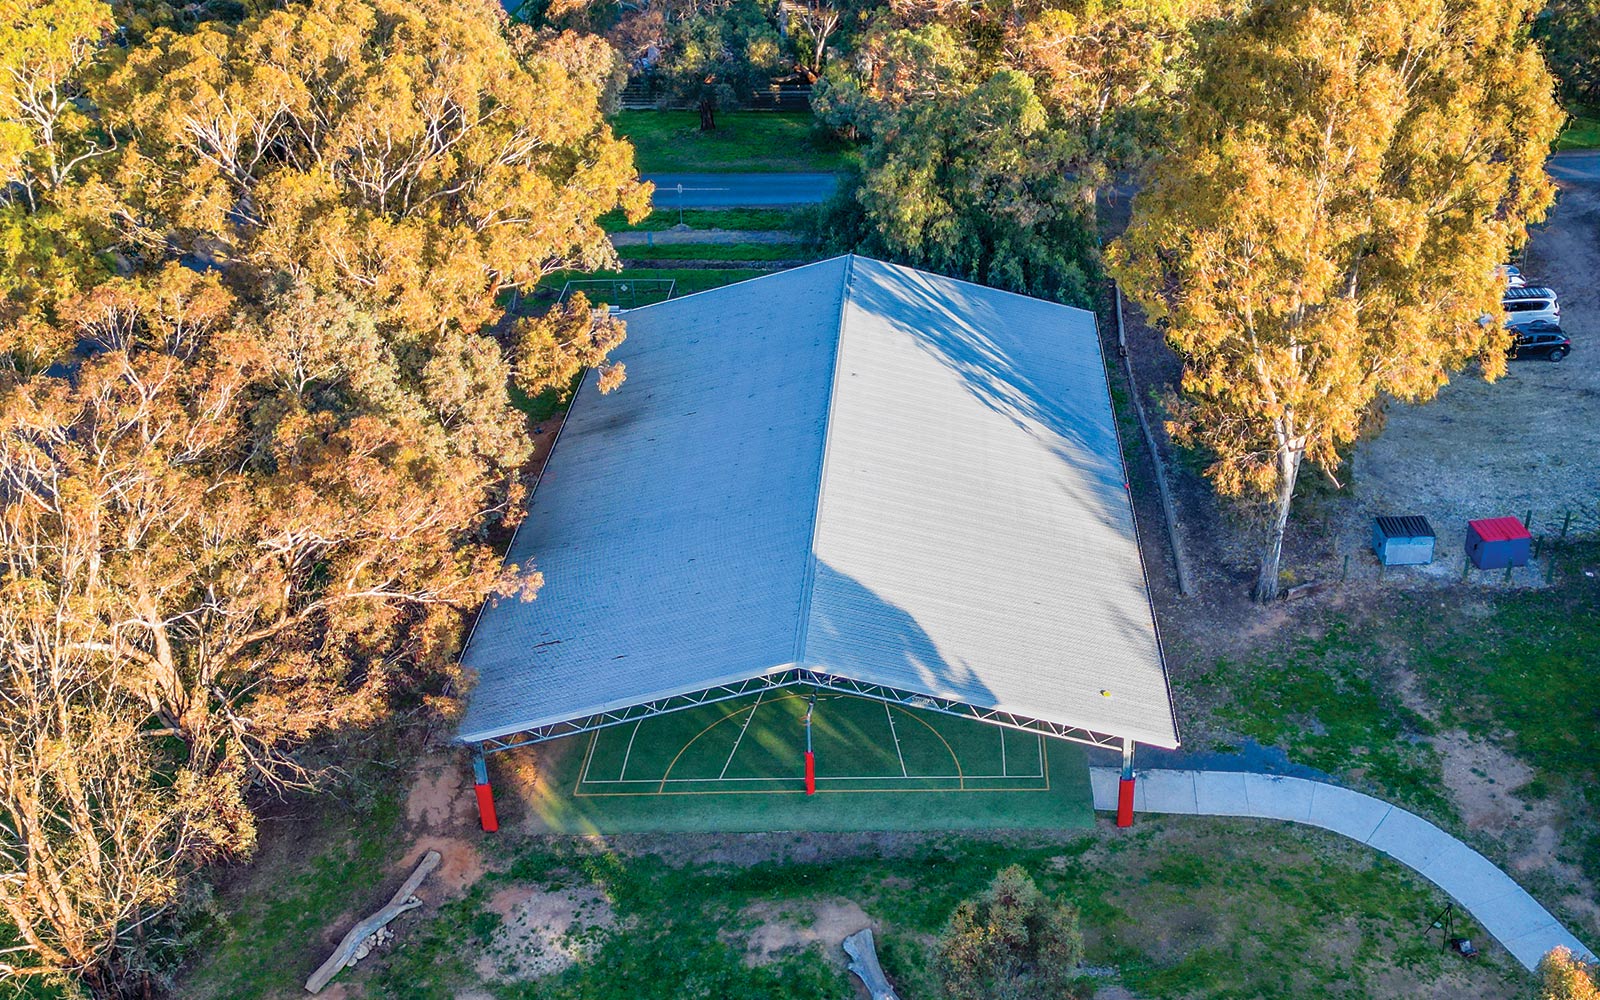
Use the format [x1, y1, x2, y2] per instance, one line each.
[1525, 504, 1600, 585]
[1341, 504, 1600, 590]
[556, 278, 677, 311]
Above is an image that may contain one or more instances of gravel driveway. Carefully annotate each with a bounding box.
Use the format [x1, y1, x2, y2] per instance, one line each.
[1342, 161, 1600, 574]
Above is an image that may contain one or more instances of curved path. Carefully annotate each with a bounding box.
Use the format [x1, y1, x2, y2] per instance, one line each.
[1090, 767, 1597, 971]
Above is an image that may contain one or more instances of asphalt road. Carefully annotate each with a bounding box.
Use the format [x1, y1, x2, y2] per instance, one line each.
[1549, 150, 1600, 183]
[642, 173, 839, 208]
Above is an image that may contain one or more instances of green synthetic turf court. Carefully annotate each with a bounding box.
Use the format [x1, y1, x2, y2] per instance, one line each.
[526, 688, 1093, 833]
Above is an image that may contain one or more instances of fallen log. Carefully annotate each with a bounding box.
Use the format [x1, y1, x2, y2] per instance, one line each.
[1283, 579, 1331, 602]
[304, 850, 441, 994]
[842, 928, 901, 1000]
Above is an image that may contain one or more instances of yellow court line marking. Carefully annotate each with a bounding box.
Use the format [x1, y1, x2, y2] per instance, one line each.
[577, 730, 600, 789]
[654, 692, 812, 792]
[574, 692, 1070, 799]
[887, 705, 965, 790]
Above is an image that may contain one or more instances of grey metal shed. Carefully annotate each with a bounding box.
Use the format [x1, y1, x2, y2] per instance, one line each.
[1372, 515, 1436, 566]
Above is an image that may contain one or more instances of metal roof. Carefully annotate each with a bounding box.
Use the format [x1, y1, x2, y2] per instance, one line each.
[1468, 516, 1531, 543]
[457, 256, 1180, 749]
[1374, 515, 1435, 540]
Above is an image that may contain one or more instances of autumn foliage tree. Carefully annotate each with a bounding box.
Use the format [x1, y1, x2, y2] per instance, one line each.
[1541, 948, 1600, 1000]
[1109, 0, 1561, 600]
[1009, 0, 1245, 186]
[0, 0, 645, 991]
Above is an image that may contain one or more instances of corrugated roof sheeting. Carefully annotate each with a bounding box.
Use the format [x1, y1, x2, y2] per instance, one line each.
[458, 255, 1179, 748]
[802, 259, 1176, 747]
[457, 259, 847, 742]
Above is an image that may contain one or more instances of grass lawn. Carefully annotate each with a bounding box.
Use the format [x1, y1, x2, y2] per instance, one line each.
[599, 207, 806, 233]
[1191, 541, 1600, 880]
[1557, 110, 1600, 150]
[274, 817, 1526, 1000]
[527, 690, 1092, 834]
[614, 242, 814, 262]
[1195, 622, 1450, 818]
[613, 111, 854, 173]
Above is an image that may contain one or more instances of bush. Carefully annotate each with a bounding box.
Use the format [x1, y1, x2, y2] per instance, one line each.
[935, 866, 1083, 1000]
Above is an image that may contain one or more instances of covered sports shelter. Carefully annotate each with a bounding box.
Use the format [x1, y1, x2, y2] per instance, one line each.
[457, 256, 1179, 833]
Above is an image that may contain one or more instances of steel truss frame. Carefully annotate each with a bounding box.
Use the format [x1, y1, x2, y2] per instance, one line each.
[472, 668, 1127, 755]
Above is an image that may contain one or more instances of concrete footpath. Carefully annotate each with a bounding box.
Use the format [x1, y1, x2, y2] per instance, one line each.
[1091, 767, 1597, 971]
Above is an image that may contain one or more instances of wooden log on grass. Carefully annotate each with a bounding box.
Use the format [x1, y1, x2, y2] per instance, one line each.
[842, 928, 901, 1000]
[304, 850, 441, 994]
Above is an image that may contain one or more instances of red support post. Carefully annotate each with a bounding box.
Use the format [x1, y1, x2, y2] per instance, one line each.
[472, 749, 499, 833]
[1116, 738, 1136, 828]
[475, 783, 499, 833]
[804, 751, 816, 795]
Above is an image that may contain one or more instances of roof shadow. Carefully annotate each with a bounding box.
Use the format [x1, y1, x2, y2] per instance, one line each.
[843, 261, 1129, 535]
[803, 559, 998, 709]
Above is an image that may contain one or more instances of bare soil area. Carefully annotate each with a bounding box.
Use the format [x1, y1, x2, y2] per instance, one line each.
[474, 883, 616, 981]
[732, 898, 872, 966]
[1341, 178, 1600, 579]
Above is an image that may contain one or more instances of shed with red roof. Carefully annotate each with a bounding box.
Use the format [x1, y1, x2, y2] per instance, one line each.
[1466, 517, 1531, 570]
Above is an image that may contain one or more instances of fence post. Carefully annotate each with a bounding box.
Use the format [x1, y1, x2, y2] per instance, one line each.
[1561, 510, 1572, 541]
[1461, 555, 1471, 582]
[1342, 554, 1350, 582]
[1113, 283, 1194, 597]
[1524, 509, 1533, 529]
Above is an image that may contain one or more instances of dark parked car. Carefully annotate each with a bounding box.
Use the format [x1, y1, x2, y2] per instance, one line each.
[1508, 320, 1571, 362]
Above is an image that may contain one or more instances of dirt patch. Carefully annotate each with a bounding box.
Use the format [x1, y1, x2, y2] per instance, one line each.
[1430, 731, 1600, 931]
[1433, 730, 1539, 833]
[401, 836, 485, 897]
[474, 884, 616, 982]
[407, 755, 479, 832]
[733, 898, 873, 966]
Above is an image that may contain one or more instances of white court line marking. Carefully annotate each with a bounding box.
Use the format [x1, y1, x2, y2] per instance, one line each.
[885, 704, 909, 777]
[585, 773, 1022, 784]
[718, 692, 765, 780]
[580, 768, 1044, 785]
[1000, 729, 1008, 777]
[617, 721, 643, 781]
